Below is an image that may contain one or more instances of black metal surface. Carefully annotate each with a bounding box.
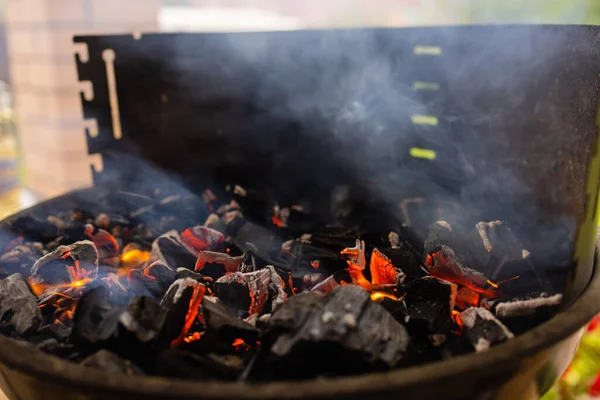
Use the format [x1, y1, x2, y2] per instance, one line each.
[72, 26, 600, 297]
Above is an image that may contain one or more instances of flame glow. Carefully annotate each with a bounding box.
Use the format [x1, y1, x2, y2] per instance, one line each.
[370, 291, 399, 302]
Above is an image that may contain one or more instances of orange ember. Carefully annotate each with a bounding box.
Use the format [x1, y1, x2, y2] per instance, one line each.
[486, 280, 499, 289]
[426, 251, 499, 298]
[120, 249, 150, 270]
[173, 284, 206, 345]
[143, 267, 157, 280]
[271, 216, 284, 228]
[370, 291, 399, 302]
[455, 287, 480, 309]
[370, 248, 398, 285]
[232, 338, 249, 351]
[346, 268, 371, 289]
[183, 332, 202, 343]
[451, 310, 463, 330]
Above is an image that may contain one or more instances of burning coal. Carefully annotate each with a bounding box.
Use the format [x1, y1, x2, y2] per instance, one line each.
[0, 185, 563, 381]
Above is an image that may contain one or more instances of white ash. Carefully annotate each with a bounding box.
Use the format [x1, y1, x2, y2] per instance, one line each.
[435, 221, 453, 231]
[160, 278, 203, 305]
[342, 239, 366, 271]
[474, 337, 491, 352]
[311, 274, 340, 293]
[266, 266, 288, 312]
[321, 310, 335, 324]
[203, 213, 220, 227]
[461, 307, 514, 340]
[495, 294, 563, 319]
[281, 240, 294, 251]
[196, 251, 242, 273]
[475, 220, 503, 252]
[341, 313, 357, 328]
[388, 232, 401, 249]
[215, 269, 271, 315]
[299, 234, 312, 243]
[522, 249, 531, 260]
[232, 185, 247, 197]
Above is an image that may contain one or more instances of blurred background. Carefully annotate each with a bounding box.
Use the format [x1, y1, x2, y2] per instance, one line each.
[0, 1, 596, 398]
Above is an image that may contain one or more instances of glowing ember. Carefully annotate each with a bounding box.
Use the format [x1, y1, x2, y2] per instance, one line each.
[370, 291, 399, 302]
[451, 310, 463, 330]
[120, 249, 150, 269]
[370, 248, 403, 285]
[183, 332, 202, 343]
[181, 226, 224, 252]
[426, 248, 499, 298]
[456, 287, 480, 309]
[173, 284, 206, 345]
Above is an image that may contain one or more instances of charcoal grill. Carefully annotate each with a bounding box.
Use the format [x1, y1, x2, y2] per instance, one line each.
[0, 25, 598, 399]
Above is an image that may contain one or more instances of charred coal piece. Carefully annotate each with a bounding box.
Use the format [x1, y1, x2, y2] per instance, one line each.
[397, 276, 457, 342]
[160, 278, 205, 343]
[155, 348, 244, 380]
[176, 268, 210, 284]
[195, 251, 242, 279]
[491, 293, 562, 334]
[129, 261, 177, 298]
[181, 226, 224, 252]
[461, 307, 514, 352]
[0, 243, 43, 276]
[0, 273, 42, 335]
[31, 240, 98, 285]
[71, 286, 119, 346]
[10, 214, 60, 243]
[89, 228, 120, 261]
[379, 243, 426, 281]
[310, 269, 351, 293]
[213, 269, 270, 318]
[81, 350, 145, 376]
[424, 221, 455, 256]
[201, 296, 259, 351]
[309, 227, 358, 252]
[38, 322, 71, 343]
[255, 285, 409, 380]
[151, 231, 197, 270]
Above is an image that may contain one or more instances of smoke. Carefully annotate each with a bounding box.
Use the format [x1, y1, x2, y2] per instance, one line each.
[83, 25, 599, 291]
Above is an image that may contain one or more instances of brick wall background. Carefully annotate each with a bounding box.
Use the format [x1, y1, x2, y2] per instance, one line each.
[5, 0, 160, 198]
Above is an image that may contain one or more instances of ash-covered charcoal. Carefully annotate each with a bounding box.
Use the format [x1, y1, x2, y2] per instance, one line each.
[264, 266, 288, 313]
[311, 269, 351, 293]
[490, 293, 563, 334]
[395, 276, 457, 343]
[0, 273, 42, 335]
[252, 285, 409, 380]
[181, 226, 224, 252]
[160, 278, 205, 343]
[176, 268, 211, 284]
[213, 269, 270, 318]
[425, 246, 498, 298]
[155, 348, 244, 380]
[440, 333, 473, 359]
[10, 214, 61, 242]
[199, 296, 259, 351]
[424, 221, 456, 256]
[73, 287, 168, 358]
[31, 240, 98, 285]
[461, 307, 514, 352]
[0, 242, 43, 276]
[128, 261, 177, 298]
[195, 251, 242, 279]
[81, 350, 145, 376]
[38, 322, 71, 343]
[37, 339, 79, 359]
[151, 230, 197, 270]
